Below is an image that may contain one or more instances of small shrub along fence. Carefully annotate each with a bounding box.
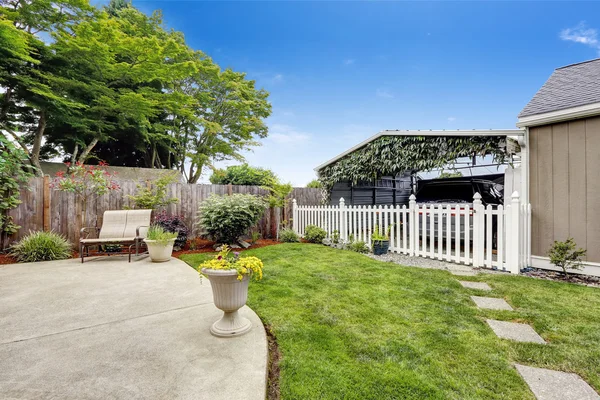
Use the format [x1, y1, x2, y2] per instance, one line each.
[6, 177, 321, 247]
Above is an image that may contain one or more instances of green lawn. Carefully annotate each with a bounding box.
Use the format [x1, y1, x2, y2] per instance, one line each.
[180, 243, 600, 400]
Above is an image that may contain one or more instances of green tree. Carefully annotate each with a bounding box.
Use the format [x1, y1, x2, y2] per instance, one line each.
[51, 162, 120, 226]
[306, 179, 322, 189]
[0, 0, 93, 172]
[209, 164, 277, 186]
[170, 68, 271, 183]
[1, 0, 271, 180]
[126, 170, 179, 210]
[0, 136, 34, 249]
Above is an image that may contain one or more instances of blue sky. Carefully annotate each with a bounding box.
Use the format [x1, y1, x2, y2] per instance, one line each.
[129, 1, 600, 186]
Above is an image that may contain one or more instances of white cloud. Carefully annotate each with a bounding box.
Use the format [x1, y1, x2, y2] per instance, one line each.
[343, 59, 356, 65]
[560, 22, 600, 52]
[376, 88, 394, 98]
[268, 124, 310, 144]
[447, 117, 456, 122]
[271, 74, 284, 84]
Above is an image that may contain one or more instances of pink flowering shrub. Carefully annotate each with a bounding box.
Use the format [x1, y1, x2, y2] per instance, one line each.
[51, 162, 120, 226]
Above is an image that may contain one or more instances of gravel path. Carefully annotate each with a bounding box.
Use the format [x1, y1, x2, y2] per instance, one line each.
[366, 252, 480, 273]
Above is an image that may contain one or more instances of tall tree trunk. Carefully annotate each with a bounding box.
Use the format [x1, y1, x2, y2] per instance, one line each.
[150, 143, 157, 168]
[77, 138, 99, 163]
[71, 144, 79, 163]
[30, 110, 46, 175]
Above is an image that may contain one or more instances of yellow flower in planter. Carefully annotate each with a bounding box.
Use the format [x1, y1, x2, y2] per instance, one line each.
[198, 245, 264, 281]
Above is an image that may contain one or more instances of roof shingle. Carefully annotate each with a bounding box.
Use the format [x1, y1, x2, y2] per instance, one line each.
[518, 58, 600, 118]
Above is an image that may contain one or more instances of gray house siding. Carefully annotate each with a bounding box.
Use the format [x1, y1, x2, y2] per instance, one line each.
[529, 116, 600, 262]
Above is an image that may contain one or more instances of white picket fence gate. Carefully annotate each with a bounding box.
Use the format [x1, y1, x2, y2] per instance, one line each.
[293, 192, 531, 274]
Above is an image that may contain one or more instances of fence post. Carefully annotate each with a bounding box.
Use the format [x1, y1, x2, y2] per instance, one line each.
[43, 175, 51, 232]
[292, 199, 298, 234]
[339, 197, 346, 241]
[507, 191, 521, 274]
[472, 193, 483, 268]
[408, 194, 416, 256]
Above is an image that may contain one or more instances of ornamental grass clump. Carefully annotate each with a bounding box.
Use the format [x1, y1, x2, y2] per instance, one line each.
[11, 231, 72, 262]
[145, 225, 178, 245]
[199, 245, 264, 281]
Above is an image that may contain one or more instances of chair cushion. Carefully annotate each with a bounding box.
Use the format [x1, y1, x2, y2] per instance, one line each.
[98, 210, 128, 239]
[124, 209, 152, 238]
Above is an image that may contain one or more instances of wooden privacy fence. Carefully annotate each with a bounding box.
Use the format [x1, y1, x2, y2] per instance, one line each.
[293, 192, 532, 274]
[7, 177, 322, 247]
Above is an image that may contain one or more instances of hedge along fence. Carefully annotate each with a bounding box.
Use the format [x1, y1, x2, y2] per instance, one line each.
[6, 177, 322, 247]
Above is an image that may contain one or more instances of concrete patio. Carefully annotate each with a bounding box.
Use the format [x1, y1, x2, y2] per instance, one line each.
[0, 256, 267, 400]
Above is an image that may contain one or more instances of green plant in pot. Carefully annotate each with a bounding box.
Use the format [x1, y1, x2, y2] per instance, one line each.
[143, 225, 178, 262]
[371, 225, 392, 256]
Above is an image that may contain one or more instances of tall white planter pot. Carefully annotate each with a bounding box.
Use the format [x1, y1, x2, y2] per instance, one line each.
[201, 268, 252, 337]
[144, 238, 176, 262]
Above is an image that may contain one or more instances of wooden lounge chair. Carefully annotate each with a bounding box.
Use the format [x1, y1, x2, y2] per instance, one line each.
[79, 209, 152, 263]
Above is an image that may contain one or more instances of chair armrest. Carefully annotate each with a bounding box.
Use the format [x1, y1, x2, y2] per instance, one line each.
[136, 225, 150, 239]
[80, 227, 100, 240]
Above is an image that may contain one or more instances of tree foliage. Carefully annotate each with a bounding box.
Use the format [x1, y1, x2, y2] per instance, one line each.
[317, 136, 510, 191]
[306, 179, 322, 189]
[438, 171, 463, 179]
[0, 0, 271, 182]
[126, 170, 179, 210]
[209, 164, 277, 186]
[0, 136, 34, 249]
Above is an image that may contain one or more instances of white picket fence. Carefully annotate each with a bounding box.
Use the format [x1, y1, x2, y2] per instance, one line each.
[293, 192, 531, 274]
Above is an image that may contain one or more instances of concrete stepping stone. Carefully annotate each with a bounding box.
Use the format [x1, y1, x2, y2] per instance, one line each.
[471, 296, 513, 310]
[515, 364, 600, 400]
[486, 319, 545, 344]
[459, 281, 492, 291]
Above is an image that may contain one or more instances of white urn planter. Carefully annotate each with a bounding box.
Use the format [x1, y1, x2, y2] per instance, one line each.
[201, 268, 252, 337]
[144, 238, 176, 262]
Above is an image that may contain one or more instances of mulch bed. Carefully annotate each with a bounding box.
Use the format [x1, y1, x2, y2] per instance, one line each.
[265, 324, 282, 400]
[0, 239, 282, 266]
[0, 253, 17, 265]
[521, 268, 600, 288]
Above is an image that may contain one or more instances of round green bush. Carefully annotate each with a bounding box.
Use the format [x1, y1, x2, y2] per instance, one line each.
[279, 228, 300, 243]
[11, 231, 72, 262]
[348, 240, 369, 253]
[198, 194, 267, 244]
[304, 225, 327, 243]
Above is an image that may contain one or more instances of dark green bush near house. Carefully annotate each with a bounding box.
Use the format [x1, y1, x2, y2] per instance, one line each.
[198, 194, 266, 244]
[348, 240, 369, 253]
[304, 225, 326, 243]
[279, 228, 300, 243]
[11, 231, 72, 262]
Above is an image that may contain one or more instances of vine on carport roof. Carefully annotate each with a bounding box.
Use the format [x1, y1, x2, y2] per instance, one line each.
[316, 135, 510, 191]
